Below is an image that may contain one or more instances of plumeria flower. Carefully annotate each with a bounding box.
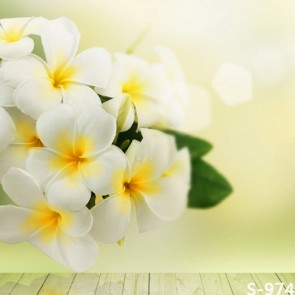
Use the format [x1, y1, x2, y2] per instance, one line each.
[0, 68, 16, 153]
[0, 17, 47, 60]
[90, 129, 190, 243]
[97, 53, 171, 129]
[27, 104, 127, 210]
[0, 107, 15, 153]
[0, 69, 14, 106]
[0, 107, 42, 180]
[0, 167, 98, 272]
[153, 46, 190, 128]
[1, 17, 111, 119]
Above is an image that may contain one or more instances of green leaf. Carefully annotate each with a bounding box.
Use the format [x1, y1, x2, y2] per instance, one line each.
[86, 192, 96, 210]
[163, 129, 232, 208]
[0, 186, 14, 206]
[98, 94, 113, 103]
[116, 122, 142, 149]
[164, 129, 212, 158]
[188, 159, 233, 208]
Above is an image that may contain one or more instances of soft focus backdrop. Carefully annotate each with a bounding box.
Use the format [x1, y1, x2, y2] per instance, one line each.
[1, 0, 295, 272]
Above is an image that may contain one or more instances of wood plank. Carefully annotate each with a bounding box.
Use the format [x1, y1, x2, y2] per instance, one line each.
[10, 273, 48, 295]
[3, 273, 295, 295]
[0, 273, 23, 295]
[175, 273, 205, 295]
[95, 273, 125, 295]
[201, 274, 233, 295]
[277, 274, 295, 294]
[122, 273, 149, 295]
[277, 273, 291, 286]
[226, 274, 260, 295]
[278, 273, 295, 284]
[38, 273, 76, 295]
[68, 273, 100, 295]
[252, 273, 286, 294]
[149, 274, 177, 295]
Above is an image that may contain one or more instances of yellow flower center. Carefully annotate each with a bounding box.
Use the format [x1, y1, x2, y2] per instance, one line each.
[1, 28, 22, 43]
[123, 161, 159, 197]
[122, 76, 144, 103]
[28, 136, 44, 148]
[65, 136, 93, 171]
[23, 202, 71, 243]
[50, 65, 76, 89]
[48, 133, 94, 176]
[68, 151, 87, 171]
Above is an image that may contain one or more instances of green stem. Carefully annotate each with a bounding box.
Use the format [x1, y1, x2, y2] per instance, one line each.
[125, 21, 153, 54]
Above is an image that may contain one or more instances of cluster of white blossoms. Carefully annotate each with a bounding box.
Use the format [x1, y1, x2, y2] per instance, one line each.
[0, 17, 191, 271]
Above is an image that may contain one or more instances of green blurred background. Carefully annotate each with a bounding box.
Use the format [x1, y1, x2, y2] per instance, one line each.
[1, 0, 295, 272]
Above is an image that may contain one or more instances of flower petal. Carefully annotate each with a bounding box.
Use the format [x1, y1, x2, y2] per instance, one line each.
[0, 17, 31, 32]
[80, 146, 127, 195]
[102, 95, 134, 132]
[59, 234, 99, 272]
[133, 192, 166, 233]
[0, 77, 14, 106]
[107, 54, 171, 128]
[96, 60, 129, 98]
[58, 207, 93, 238]
[125, 139, 140, 169]
[21, 17, 48, 36]
[76, 106, 116, 156]
[29, 229, 66, 268]
[62, 83, 101, 115]
[164, 148, 191, 183]
[46, 164, 91, 211]
[6, 107, 37, 144]
[0, 145, 28, 180]
[135, 97, 162, 128]
[71, 47, 112, 87]
[2, 167, 44, 208]
[128, 129, 176, 180]
[41, 17, 80, 70]
[0, 107, 15, 152]
[141, 176, 188, 220]
[14, 78, 62, 119]
[154, 45, 189, 106]
[1, 55, 49, 88]
[0, 17, 45, 39]
[0, 37, 33, 60]
[26, 149, 67, 189]
[0, 205, 34, 243]
[30, 230, 98, 272]
[90, 193, 131, 243]
[36, 104, 75, 154]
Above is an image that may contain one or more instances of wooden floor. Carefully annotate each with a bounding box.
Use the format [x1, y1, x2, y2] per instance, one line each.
[0, 273, 294, 294]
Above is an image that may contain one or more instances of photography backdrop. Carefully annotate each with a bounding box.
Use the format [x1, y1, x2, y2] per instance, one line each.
[0, 0, 295, 272]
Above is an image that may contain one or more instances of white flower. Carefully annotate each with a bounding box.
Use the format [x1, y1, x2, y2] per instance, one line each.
[0, 68, 16, 154]
[97, 53, 171, 129]
[0, 107, 41, 180]
[27, 104, 127, 210]
[0, 17, 47, 60]
[0, 69, 14, 106]
[1, 17, 111, 119]
[0, 107, 15, 153]
[90, 129, 190, 243]
[153, 46, 190, 128]
[0, 167, 98, 272]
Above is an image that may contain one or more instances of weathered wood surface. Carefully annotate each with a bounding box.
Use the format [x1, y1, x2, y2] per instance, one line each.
[0, 273, 294, 294]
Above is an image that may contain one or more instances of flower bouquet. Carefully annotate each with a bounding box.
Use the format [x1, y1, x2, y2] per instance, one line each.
[0, 17, 232, 271]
